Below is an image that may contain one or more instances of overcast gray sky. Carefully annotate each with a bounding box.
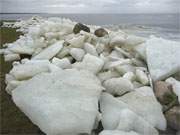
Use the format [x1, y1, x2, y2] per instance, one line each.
[1, 0, 180, 13]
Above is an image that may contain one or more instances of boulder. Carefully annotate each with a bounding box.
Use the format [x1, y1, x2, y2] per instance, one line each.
[12, 69, 103, 135]
[165, 106, 180, 130]
[94, 28, 108, 37]
[154, 81, 176, 105]
[166, 77, 180, 104]
[73, 23, 90, 34]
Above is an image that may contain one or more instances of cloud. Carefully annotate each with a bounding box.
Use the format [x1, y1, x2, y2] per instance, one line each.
[1, 0, 179, 13]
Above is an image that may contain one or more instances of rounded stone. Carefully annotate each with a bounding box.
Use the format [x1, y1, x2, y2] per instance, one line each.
[154, 81, 176, 105]
[165, 106, 180, 130]
[73, 23, 90, 34]
[94, 28, 108, 37]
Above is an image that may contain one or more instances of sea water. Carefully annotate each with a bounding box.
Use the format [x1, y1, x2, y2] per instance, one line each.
[1, 13, 180, 41]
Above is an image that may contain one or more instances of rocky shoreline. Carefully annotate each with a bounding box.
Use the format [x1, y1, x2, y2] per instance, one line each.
[1, 16, 180, 135]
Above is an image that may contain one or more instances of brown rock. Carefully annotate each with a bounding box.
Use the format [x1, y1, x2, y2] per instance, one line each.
[94, 28, 108, 37]
[73, 23, 90, 34]
[165, 106, 180, 130]
[154, 81, 176, 105]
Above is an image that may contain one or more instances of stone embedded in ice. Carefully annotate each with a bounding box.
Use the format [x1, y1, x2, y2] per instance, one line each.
[100, 93, 159, 135]
[52, 57, 71, 69]
[12, 69, 103, 135]
[32, 41, 64, 60]
[84, 42, 98, 56]
[10, 60, 50, 80]
[118, 86, 167, 130]
[166, 77, 180, 103]
[103, 77, 134, 96]
[69, 48, 85, 61]
[99, 130, 140, 135]
[73, 54, 104, 74]
[146, 37, 180, 81]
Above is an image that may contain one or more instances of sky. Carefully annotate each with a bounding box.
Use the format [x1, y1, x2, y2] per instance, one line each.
[1, 0, 180, 13]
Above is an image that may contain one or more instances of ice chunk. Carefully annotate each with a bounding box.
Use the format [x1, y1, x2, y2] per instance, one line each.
[32, 41, 63, 60]
[135, 69, 149, 85]
[166, 77, 180, 103]
[123, 72, 136, 82]
[84, 42, 98, 56]
[6, 80, 25, 95]
[52, 57, 71, 69]
[103, 77, 134, 96]
[100, 93, 158, 135]
[70, 48, 85, 61]
[97, 70, 120, 82]
[110, 35, 126, 47]
[124, 35, 146, 49]
[9, 44, 35, 55]
[146, 37, 180, 81]
[12, 69, 103, 135]
[68, 35, 85, 48]
[73, 54, 104, 74]
[10, 60, 50, 80]
[100, 130, 140, 135]
[4, 54, 20, 61]
[118, 86, 167, 130]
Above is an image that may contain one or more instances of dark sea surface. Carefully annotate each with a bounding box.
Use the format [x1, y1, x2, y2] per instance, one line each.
[1, 13, 180, 41]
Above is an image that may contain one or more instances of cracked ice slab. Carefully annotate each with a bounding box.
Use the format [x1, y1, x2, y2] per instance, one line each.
[146, 37, 180, 81]
[12, 69, 103, 135]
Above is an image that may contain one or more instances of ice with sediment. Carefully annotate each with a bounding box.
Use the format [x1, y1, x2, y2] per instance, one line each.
[12, 69, 104, 135]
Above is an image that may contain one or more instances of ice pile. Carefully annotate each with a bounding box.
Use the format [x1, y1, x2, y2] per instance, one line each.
[1, 16, 180, 135]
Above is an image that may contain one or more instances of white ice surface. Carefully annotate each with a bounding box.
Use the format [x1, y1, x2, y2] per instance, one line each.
[12, 69, 103, 135]
[146, 37, 180, 81]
